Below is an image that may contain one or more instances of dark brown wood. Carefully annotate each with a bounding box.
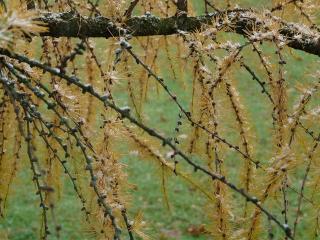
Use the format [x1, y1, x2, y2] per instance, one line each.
[123, 0, 140, 19]
[30, 10, 320, 57]
[176, 0, 188, 14]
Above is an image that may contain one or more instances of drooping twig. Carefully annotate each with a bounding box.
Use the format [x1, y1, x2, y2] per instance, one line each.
[123, 0, 140, 19]
[0, 49, 293, 239]
[270, 0, 298, 12]
[176, 0, 188, 15]
[293, 141, 319, 238]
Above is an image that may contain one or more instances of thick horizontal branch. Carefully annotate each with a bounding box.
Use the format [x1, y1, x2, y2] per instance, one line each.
[37, 10, 319, 57]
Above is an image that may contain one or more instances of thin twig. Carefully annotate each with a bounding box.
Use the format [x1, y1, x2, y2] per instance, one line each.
[124, 0, 140, 19]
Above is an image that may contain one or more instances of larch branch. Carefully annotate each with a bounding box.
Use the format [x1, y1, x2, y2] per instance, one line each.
[176, 0, 188, 14]
[27, 9, 320, 57]
[123, 0, 140, 19]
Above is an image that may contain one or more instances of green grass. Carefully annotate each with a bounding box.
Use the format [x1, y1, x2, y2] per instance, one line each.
[1, 1, 320, 239]
[1, 46, 318, 239]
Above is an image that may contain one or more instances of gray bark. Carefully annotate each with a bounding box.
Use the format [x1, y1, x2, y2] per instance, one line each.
[32, 10, 320, 57]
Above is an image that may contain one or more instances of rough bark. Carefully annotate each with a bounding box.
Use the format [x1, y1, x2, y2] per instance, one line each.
[176, 0, 188, 14]
[33, 9, 320, 57]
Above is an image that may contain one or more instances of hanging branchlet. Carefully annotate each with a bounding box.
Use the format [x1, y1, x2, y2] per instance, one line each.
[0, 1, 319, 240]
[172, 112, 183, 174]
[1, 78, 52, 239]
[125, 47, 258, 166]
[1, 61, 123, 239]
[0, 48, 294, 239]
[294, 139, 319, 237]
[289, 79, 320, 145]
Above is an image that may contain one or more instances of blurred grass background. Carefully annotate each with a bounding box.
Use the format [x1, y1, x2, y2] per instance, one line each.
[0, 0, 319, 239]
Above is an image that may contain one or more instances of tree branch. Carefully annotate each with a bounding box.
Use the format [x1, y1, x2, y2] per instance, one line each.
[27, 0, 36, 9]
[31, 9, 320, 57]
[123, 0, 140, 19]
[176, 0, 188, 15]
